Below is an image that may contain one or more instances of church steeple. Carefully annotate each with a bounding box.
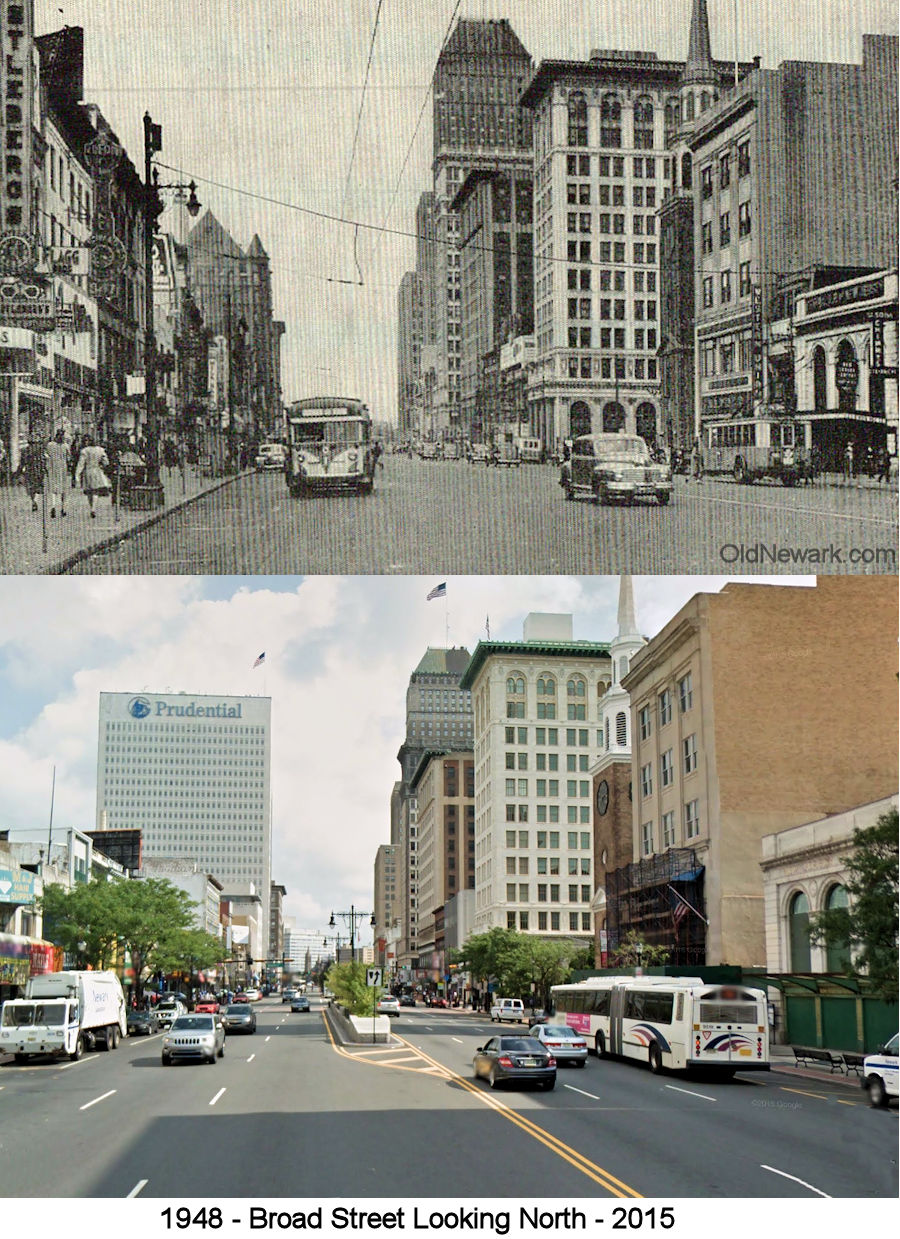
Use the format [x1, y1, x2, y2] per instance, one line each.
[685, 0, 717, 85]
[616, 575, 640, 642]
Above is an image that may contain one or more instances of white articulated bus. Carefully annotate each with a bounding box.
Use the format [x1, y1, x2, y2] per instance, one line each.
[550, 976, 770, 1076]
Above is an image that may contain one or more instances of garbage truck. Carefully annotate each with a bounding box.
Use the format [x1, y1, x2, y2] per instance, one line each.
[0, 970, 127, 1062]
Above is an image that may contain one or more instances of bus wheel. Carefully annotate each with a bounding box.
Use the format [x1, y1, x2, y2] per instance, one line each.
[595, 1032, 606, 1059]
[733, 459, 749, 484]
[648, 1043, 662, 1074]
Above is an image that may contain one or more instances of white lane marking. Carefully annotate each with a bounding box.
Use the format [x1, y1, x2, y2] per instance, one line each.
[58, 1055, 98, 1070]
[451, 1037, 464, 1044]
[694, 488, 897, 529]
[760, 1165, 831, 1198]
[127, 1180, 148, 1198]
[79, 1088, 116, 1111]
[665, 1083, 716, 1102]
[247, 1054, 256, 1063]
[265, 1035, 271, 1042]
[209, 1087, 226, 1107]
[564, 1084, 601, 1100]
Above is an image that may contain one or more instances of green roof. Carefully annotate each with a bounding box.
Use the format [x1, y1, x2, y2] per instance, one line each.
[412, 647, 472, 678]
[459, 639, 611, 690]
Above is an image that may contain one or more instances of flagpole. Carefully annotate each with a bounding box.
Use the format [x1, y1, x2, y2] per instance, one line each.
[666, 883, 709, 925]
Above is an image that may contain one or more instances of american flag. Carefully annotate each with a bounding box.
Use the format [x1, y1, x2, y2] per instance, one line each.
[426, 582, 447, 601]
[673, 899, 688, 933]
[252, 652, 266, 668]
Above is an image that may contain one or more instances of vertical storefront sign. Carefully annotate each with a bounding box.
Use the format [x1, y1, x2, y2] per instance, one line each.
[751, 285, 763, 405]
[1, 1, 34, 233]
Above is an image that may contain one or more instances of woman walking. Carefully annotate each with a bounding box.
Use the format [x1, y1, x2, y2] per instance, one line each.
[43, 427, 69, 518]
[74, 435, 112, 518]
[19, 438, 44, 513]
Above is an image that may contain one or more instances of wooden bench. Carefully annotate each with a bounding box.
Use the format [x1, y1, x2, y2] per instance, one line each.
[792, 1045, 845, 1073]
[841, 1051, 866, 1076]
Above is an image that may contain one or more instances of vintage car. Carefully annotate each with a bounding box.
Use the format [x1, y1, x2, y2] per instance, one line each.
[560, 433, 672, 506]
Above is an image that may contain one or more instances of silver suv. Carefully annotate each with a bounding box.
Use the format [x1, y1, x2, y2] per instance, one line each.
[561, 434, 672, 506]
[161, 1014, 225, 1065]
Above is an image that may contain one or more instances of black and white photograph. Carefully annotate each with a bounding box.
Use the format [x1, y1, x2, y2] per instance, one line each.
[0, 0, 898, 1233]
[0, 0, 897, 574]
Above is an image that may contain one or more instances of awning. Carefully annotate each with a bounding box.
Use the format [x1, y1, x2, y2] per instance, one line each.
[672, 867, 705, 883]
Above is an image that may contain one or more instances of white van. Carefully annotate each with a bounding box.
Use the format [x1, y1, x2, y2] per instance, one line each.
[862, 1032, 898, 1107]
[490, 998, 525, 1023]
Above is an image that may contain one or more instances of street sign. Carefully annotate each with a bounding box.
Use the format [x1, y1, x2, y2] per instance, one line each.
[366, 967, 383, 988]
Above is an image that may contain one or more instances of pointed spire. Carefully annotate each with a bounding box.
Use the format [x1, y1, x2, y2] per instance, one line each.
[684, 0, 717, 84]
[616, 575, 640, 641]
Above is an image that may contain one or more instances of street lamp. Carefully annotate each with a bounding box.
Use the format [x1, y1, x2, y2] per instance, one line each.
[142, 112, 201, 505]
[328, 907, 375, 962]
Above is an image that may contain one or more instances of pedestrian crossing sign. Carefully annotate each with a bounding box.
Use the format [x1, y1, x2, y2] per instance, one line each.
[366, 967, 383, 988]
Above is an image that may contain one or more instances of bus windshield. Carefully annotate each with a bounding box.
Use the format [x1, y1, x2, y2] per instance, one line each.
[289, 419, 367, 448]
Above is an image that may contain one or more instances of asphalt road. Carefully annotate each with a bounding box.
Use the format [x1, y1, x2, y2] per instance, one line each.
[63, 460, 898, 575]
[0, 999, 894, 1200]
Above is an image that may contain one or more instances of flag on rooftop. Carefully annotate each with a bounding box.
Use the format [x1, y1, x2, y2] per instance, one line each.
[252, 652, 266, 668]
[426, 582, 447, 601]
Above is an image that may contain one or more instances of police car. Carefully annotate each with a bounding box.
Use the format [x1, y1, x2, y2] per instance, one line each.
[862, 1032, 898, 1108]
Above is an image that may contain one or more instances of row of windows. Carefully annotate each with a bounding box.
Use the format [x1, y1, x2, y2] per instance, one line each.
[566, 154, 659, 179]
[567, 182, 657, 209]
[700, 203, 752, 253]
[700, 141, 751, 199]
[637, 675, 693, 738]
[506, 854, 592, 875]
[567, 93, 658, 150]
[700, 327, 753, 377]
[566, 211, 657, 237]
[640, 800, 702, 853]
[640, 736, 697, 796]
[505, 882, 593, 903]
[566, 241, 658, 266]
[507, 676, 594, 697]
[504, 829, 591, 849]
[507, 910, 592, 932]
[566, 326, 658, 352]
[503, 726, 594, 746]
[505, 751, 591, 772]
[701, 262, 754, 309]
[567, 269, 657, 293]
[567, 297, 657, 322]
[565, 355, 659, 382]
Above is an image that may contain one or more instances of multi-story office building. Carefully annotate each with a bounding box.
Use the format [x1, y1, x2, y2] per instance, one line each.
[269, 882, 286, 967]
[460, 614, 612, 940]
[416, 191, 438, 351]
[397, 272, 424, 438]
[394, 647, 472, 975]
[96, 691, 272, 939]
[430, 19, 533, 435]
[687, 33, 898, 464]
[409, 750, 475, 974]
[373, 842, 399, 971]
[452, 163, 534, 438]
[140, 857, 224, 941]
[618, 578, 898, 968]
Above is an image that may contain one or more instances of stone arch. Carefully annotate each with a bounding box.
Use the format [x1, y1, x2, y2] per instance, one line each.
[602, 402, 625, 433]
[570, 400, 592, 438]
[635, 402, 657, 443]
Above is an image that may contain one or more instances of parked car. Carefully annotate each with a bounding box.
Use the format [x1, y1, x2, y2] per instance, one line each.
[490, 998, 525, 1023]
[862, 1033, 899, 1108]
[399, 994, 417, 1008]
[376, 995, 400, 1017]
[560, 433, 672, 506]
[255, 442, 286, 471]
[290, 995, 310, 1012]
[161, 1014, 225, 1066]
[127, 1009, 160, 1037]
[220, 1004, 257, 1035]
[473, 1035, 557, 1090]
[527, 1023, 588, 1066]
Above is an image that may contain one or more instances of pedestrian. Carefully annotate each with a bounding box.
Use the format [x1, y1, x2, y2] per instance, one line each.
[19, 438, 44, 513]
[690, 438, 703, 481]
[877, 446, 892, 485]
[43, 427, 69, 518]
[74, 434, 112, 518]
[843, 440, 854, 480]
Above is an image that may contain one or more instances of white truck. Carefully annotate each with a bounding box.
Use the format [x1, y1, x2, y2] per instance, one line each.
[0, 970, 127, 1063]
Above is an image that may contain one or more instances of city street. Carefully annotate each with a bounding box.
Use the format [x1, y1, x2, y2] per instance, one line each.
[0, 998, 894, 1199]
[64, 458, 898, 575]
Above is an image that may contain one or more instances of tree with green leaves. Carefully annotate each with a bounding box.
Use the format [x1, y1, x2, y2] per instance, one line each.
[326, 961, 383, 1016]
[452, 928, 593, 1009]
[607, 930, 670, 970]
[450, 927, 523, 996]
[809, 808, 899, 1001]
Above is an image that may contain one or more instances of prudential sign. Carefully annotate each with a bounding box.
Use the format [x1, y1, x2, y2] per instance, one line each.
[128, 696, 243, 720]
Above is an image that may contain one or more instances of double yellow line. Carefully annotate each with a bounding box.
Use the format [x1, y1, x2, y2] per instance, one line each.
[323, 1012, 641, 1197]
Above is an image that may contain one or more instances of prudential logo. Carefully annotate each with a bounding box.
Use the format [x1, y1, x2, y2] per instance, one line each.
[128, 696, 152, 719]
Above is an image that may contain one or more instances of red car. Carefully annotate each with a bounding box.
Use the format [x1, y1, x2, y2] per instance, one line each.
[194, 999, 220, 1014]
[232, 993, 250, 1004]
[428, 996, 449, 1009]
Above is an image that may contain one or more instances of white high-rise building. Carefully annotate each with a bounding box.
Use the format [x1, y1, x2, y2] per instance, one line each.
[96, 691, 272, 936]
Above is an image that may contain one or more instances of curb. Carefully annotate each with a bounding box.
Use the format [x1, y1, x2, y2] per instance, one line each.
[43, 469, 250, 576]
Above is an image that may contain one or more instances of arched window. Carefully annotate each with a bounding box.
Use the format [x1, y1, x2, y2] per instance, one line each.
[600, 93, 621, 147]
[700, 90, 711, 113]
[570, 400, 591, 438]
[536, 676, 556, 695]
[835, 338, 859, 413]
[633, 95, 654, 149]
[636, 402, 657, 443]
[812, 345, 827, 414]
[615, 711, 627, 746]
[568, 92, 588, 147]
[681, 151, 693, 190]
[602, 402, 625, 433]
[604, 717, 610, 750]
[567, 677, 586, 720]
[506, 676, 525, 696]
[506, 674, 525, 719]
[567, 678, 586, 697]
[788, 891, 812, 971]
[684, 93, 695, 122]
[664, 96, 681, 145]
[824, 884, 851, 973]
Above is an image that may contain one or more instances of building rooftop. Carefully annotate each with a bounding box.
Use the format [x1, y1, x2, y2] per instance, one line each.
[459, 639, 611, 690]
[411, 647, 472, 678]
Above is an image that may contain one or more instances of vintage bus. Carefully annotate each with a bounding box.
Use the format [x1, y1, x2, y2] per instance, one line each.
[550, 976, 770, 1076]
[284, 397, 376, 495]
[703, 416, 807, 485]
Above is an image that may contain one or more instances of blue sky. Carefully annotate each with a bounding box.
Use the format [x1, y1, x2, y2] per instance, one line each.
[0, 574, 813, 937]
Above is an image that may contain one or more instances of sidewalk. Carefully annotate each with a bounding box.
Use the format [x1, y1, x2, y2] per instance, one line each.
[0, 465, 245, 575]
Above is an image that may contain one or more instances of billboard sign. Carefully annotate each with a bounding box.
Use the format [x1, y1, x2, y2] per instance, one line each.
[1, 1, 35, 233]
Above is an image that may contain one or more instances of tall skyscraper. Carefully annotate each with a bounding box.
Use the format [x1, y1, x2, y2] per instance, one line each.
[397, 271, 424, 437]
[96, 691, 272, 937]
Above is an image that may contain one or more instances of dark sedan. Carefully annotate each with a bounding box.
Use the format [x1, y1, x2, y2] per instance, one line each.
[399, 994, 416, 1008]
[220, 1003, 257, 1034]
[127, 1009, 160, 1036]
[473, 1036, 557, 1091]
[290, 995, 310, 1012]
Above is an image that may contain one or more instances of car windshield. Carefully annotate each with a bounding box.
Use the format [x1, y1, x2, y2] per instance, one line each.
[600, 437, 649, 460]
[171, 1016, 214, 1031]
[225, 1006, 250, 1015]
[499, 1038, 544, 1052]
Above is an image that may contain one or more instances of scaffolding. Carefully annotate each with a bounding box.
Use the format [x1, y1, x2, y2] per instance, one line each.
[605, 847, 706, 966]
